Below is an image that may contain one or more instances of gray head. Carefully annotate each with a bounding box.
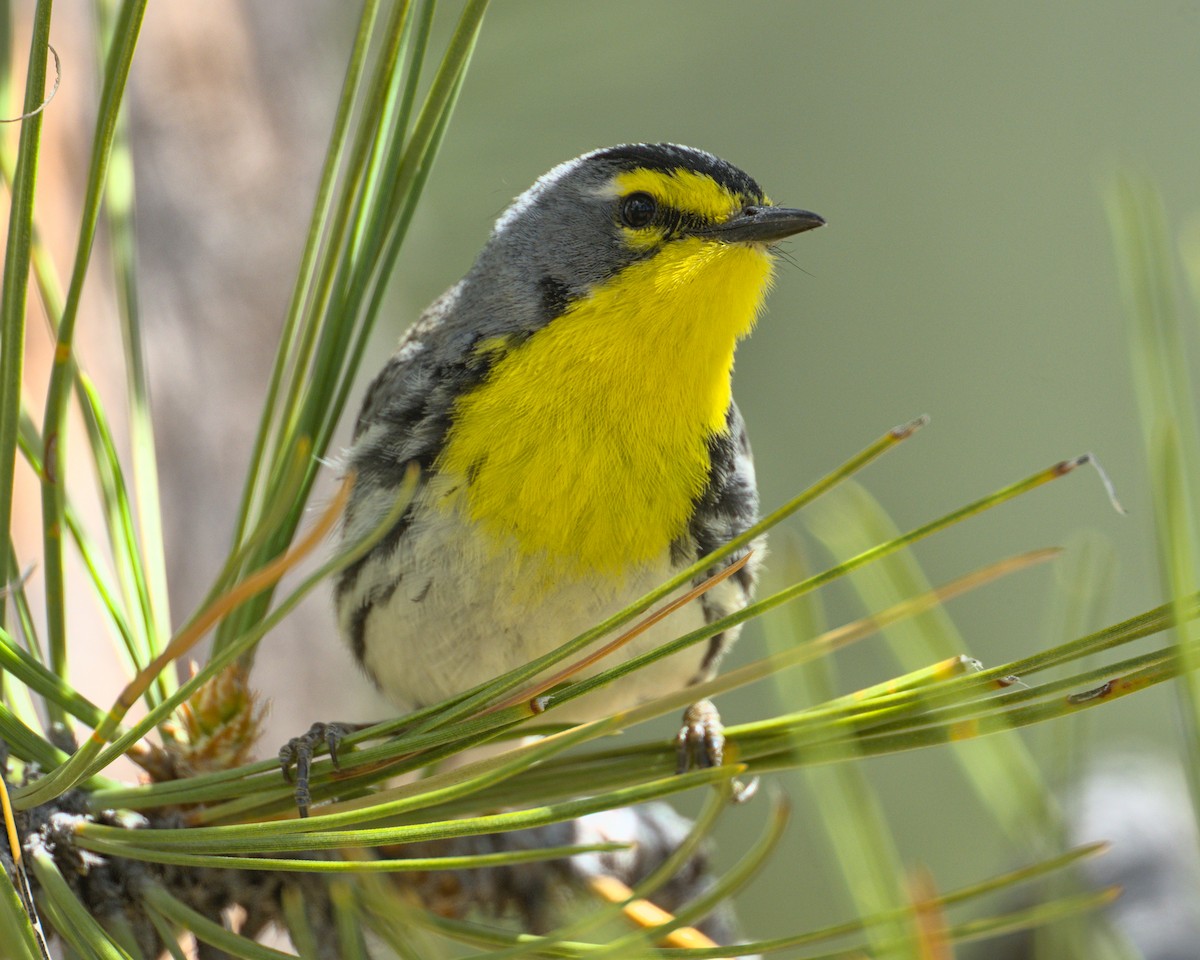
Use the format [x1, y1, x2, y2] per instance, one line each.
[456, 143, 824, 336]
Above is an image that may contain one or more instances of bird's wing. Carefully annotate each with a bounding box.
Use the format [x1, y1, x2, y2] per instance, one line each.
[336, 283, 480, 606]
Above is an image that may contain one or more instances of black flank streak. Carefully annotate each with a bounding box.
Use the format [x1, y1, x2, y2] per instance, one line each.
[682, 404, 760, 682]
[374, 577, 401, 609]
[693, 593, 738, 682]
[732, 562, 755, 597]
[335, 511, 412, 601]
[347, 577, 403, 684]
[696, 413, 758, 559]
[696, 621, 727, 678]
[348, 603, 372, 668]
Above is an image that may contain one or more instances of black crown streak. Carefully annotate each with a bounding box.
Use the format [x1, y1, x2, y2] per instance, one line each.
[591, 143, 765, 204]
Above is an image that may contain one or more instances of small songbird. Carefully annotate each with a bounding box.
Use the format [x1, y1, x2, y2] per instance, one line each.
[285, 143, 823, 813]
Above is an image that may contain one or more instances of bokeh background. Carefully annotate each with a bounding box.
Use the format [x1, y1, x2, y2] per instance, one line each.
[20, 0, 1200, 947]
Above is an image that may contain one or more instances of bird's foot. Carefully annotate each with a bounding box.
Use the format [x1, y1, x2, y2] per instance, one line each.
[675, 699, 757, 804]
[676, 699, 725, 772]
[279, 721, 363, 817]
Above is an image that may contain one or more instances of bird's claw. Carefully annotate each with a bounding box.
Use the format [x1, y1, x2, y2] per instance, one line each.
[279, 721, 356, 817]
[675, 699, 758, 804]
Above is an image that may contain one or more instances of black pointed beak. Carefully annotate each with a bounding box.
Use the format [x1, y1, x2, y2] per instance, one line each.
[705, 205, 825, 244]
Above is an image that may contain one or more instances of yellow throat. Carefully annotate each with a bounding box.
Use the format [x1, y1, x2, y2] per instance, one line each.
[437, 170, 776, 579]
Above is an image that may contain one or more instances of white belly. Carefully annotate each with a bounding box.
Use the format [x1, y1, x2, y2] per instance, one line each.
[346, 498, 745, 723]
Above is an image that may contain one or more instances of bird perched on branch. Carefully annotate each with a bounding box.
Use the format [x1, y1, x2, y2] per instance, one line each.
[284, 143, 824, 813]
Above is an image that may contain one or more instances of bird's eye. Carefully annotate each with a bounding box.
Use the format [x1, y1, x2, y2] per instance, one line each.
[619, 192, 657, 228]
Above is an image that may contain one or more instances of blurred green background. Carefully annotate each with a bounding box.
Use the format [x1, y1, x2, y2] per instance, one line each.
[94, 0, 1200, 945]
[373, 0, 1200, 937]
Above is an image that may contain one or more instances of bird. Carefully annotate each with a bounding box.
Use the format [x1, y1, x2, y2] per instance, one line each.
[283, 142, 824, 814]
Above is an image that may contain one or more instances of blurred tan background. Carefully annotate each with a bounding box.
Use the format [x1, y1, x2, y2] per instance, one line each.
[17, 0, 1200, 942]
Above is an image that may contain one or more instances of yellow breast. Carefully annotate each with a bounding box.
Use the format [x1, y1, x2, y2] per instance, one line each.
[436, 236, 773, 580]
